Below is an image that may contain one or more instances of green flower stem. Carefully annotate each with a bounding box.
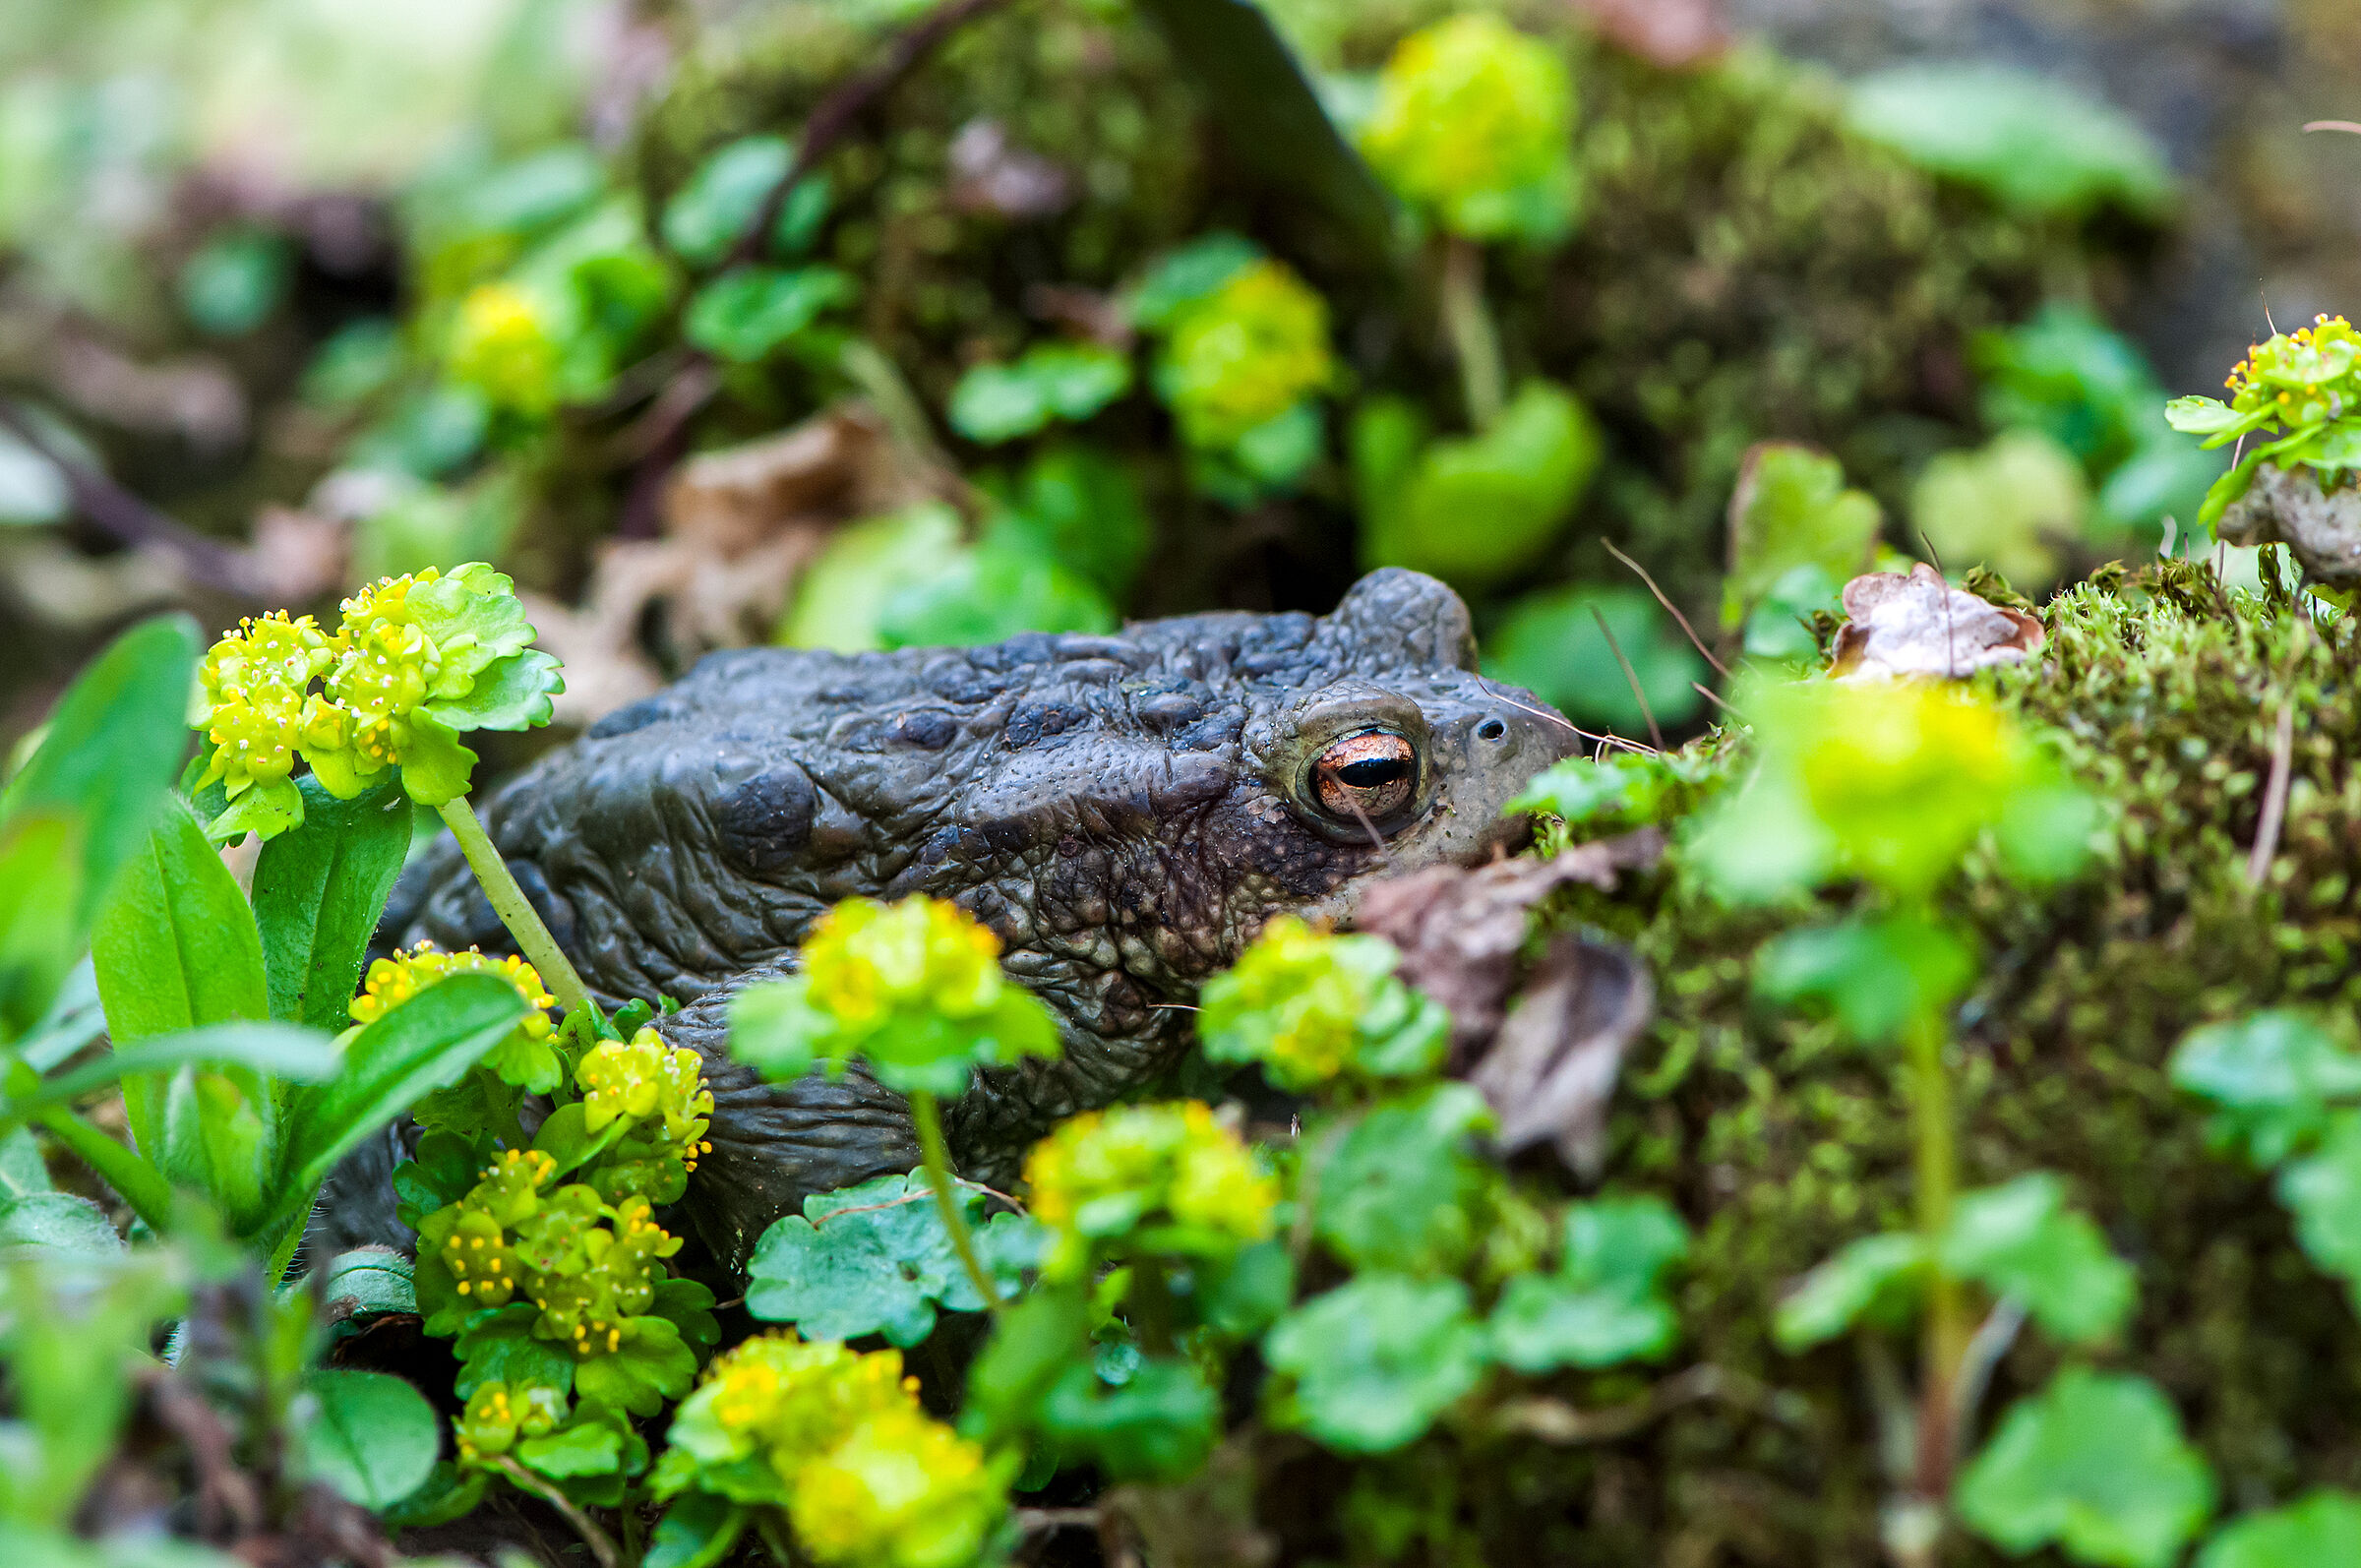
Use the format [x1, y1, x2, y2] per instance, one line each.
[34, 1106, 172, 1234]
[437, 795, 596, 1023]
[1905, 1006, 1968, 1496]
[494, 1455, 619, 1568]
[910, 1088, 1001, 1315]
[1440, 235, 1506, 431]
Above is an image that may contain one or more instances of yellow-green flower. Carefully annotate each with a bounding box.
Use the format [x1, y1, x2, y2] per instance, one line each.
[2225, 314, 2361, 427]
[1156, 260, 1334, 452]
[448, 280, 565, 416]
[730, 894, 1060, 1099]
[789, 1406, 1008, 1568]
[578, 1027, 716, 1205]
[353, 942, 565, 1105]
[1197, 917, 1449, 1091]
[654, 1333, 923, 1506]
[194, 613, 333, 804]
[1023, 1101, 1277, 1278]
[455, 1378, 566, 1464]
[1362, 14, 1580, 245]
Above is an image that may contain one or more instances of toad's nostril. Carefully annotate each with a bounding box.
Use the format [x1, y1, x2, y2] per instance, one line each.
[1477, 717, 1508, 742]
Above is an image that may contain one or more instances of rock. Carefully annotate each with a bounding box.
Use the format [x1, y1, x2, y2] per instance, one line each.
[2216, 461, 2361, 585]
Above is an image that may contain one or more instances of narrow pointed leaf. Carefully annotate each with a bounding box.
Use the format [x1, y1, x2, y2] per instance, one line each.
[253, 777, 414, 1031]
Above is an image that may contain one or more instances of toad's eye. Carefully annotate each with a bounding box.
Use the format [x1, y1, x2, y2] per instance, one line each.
[1309, 730, 1418, 825]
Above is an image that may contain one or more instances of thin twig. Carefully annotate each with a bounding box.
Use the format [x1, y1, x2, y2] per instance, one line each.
[494, 1457, 619, 1568]
[1017, 1507, 1105, 1533]
[0, 399, 263, 595]
[1604, 538, 1731, 679]
[1692, 681, 1740, 717]
[1591, 605, 1665, 752]
[725, 0, 1013, 271]
[1492, 1364, 1791, 1444]
[2249, 689, 2298, 886]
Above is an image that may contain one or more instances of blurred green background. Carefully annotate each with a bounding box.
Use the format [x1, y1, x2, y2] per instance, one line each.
[2, 0, 2356, 754]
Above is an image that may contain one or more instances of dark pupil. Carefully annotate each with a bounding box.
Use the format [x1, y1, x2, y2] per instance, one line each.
[1337, 756, 1411, 788]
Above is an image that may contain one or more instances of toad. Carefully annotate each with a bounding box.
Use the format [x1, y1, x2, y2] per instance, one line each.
[354, 569, 1578, 1264]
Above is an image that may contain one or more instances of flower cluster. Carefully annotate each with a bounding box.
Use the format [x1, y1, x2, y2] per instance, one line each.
[728, 894, 1059, 1099]
[454, 1378, 567, 1465]
[2222, 315, 2361, 426]
[1691, 677, 2096, 903]
[1023, 1101, 1278, 1279]
[577, 1028, 717, 1205]
[355, 942, 566, 1139]
[417, 1145, 686, 1356]
[654, 1333, 1010, 1568]
[1362, 15, 1580, 245]
[1196, 917, 1450, 1091]
[190, 563, 562, 837]
[1155, 259, 1335, 452]
[448, 280, 564, 416]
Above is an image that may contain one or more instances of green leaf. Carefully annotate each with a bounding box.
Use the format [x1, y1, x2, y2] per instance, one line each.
[300, 1369, 441, 1510]
[877, 540, 1119, 651]
[1264, 1273, 1489, 1455]
[1357, 383, 1603, 593]
[1313, 1083, 1493, 1275]
[0, 812, 87, 1044]
[1909, 428, 2089, 591]
[1846, 65, 2174, 219]
[1741, 564, 1845, 666]
[963, 1282, 1093, 1442]
[2, 1022, 335, 1140]
[986, 445, 1152, 597]
[91, 796, 269, 1155]
[948, 343, 1133, 445]
[0, 1129, 51, 1199]
[1040, 1356, 1221, 1482]
[574, 1315, 697, 1416]
[315, 1246, 416, 1321]
[1772, 1233, 1928, 1353]
[1198, 1238, 1295, 1339]
[746, 1171, 1044, 1345]
[420, 649, 564, 734]
[1489, 1196, 1688, 1372]
[1957, 1368, 2215, 1568]
[1722, 443, 1881, 629]
[379, 1462, 489, 1531]
[1128, 233, 1263, 331]
[1506, 750, 1690, 833]
[518, 1417, 624, 1479]
[685, 267, 854, 362]
[2274, 1112, 2361, 1304]
[178, 229, 289, 336]
[1484, 584, 1705, 739]
[252, 778, 413, 1032]
[1756, 914, 1975, 1048]
[454, 1302, 575, 1400]
[647, 1492, 748, 1568]
[2164, 396, 2251, 438]
[393, 709, 478, 808]
[2172, 1010, 2361, 1166]
[1940, 1174, 2135, 1346]
[1, 613, 198, 935]
[778, 502, 966, 653]
[275, 973, 528, 1205]
[660, 136, 825, 266]
[0, 1191, 123, 1259]
[2197, 1490, 2361, 1568]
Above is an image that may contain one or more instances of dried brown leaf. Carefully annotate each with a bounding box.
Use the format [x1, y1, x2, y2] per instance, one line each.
[1471, 935, 1653, 1178]
[1830, 563, 2044, 680]
[1355, 832, 1663, 1057]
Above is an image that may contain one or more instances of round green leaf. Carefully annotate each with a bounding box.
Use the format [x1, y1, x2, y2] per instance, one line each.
[1265, 1273, 1489, 1454]
[302, 1369, 440, 1510]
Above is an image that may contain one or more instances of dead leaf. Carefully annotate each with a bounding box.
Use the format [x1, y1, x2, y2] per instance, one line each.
[947, 118, 1076, 219]
[1568, 0, 1728, 68]
[1102, 1437, 1275, 1568]
[1830, 563, 2044, 680]
[1471, 935, 1653, 1178]
[1355, 832, 1663, 1058]
[2218, 461, 2361, 584]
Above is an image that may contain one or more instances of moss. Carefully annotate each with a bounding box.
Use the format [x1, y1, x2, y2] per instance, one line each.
[1248, 566, 2361, 1563]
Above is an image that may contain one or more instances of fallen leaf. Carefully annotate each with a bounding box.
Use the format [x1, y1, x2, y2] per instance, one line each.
[1354, 832, 1663, 1058]
[1830, 563, 2045, 680]
[948, 118, 1075, 220]
[1471, 935, 1654, 1178]
[2218, 461, 2361, 584]
[1568, 0, 1728, 69]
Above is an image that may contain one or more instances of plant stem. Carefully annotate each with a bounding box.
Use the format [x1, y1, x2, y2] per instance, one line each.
[1906, 1006, 1968, 1499]
[35, 1106, 173, 1233]
[437, 795, 595, 1022]
[910, 1088, 1001, 1315]
[494, 1456, 619, 1568]
[1439, 235, 1506, 431]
